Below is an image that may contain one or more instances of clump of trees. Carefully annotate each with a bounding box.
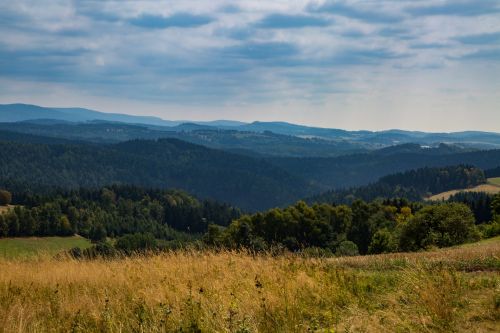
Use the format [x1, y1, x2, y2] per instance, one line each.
[399, 203, 478, 251]
[0, 185, 240, 240]
[205, 199, 486, 255]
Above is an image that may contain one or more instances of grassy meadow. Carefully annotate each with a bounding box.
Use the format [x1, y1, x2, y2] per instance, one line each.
[427, 178, 500, 201]
[0, 238, 499, 332]
[0, 236, 92, 259]
[488, 177, 500, 186]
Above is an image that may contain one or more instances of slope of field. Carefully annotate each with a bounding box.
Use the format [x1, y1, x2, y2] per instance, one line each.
[0, 204, 14, 214]
[488, 177, 500, 186]
[428, 178, 500, 201]
[0, 236, 92, 259]
[0, 238, 498, 332]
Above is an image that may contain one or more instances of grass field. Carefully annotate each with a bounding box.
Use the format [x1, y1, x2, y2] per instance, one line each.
[0, 236, 92, 259]
[0, 238, 498, 332]
[0, 204, 14, 214]
[428, 179, 500, 201]
[488, 177, 500, 186]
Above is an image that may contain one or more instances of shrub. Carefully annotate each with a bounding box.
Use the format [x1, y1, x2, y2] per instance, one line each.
[400, 203, 477, 251]
[115, 233, 158, 254]
[369, 228, 397, 254]
[0, 190, 12, 206]
[335, 240, 359, 256]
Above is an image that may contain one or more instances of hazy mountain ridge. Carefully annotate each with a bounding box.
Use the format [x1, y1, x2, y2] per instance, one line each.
[1, 103, 500, 157]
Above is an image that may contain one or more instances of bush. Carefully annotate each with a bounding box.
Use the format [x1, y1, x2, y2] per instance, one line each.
[335, 240, 359, 257]
[0, 190, 12, 206]
[479, 221, 500, 238]
[115, 233, 158, 254]
[68, 242, 118, 259]
[369, 228, 397, 254]
[400, 203, 477, 251]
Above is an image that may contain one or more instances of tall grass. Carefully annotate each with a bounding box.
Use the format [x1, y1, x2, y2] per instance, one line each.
[0, 241, 499, 332]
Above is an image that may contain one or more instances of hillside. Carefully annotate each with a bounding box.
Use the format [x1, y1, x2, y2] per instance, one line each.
[1, 130, 500, 209]
[0, 138, 314, 211]
[308, 165, 488, 204]
[428, 178, 500, 201]
[1, 103, 500, 156]
[270, 146, 500, 189]
[0, 122, 368, 157]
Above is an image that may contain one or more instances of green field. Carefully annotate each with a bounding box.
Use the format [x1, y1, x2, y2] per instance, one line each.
[488, 177, 500, 186]
[0, 236, 92, 259]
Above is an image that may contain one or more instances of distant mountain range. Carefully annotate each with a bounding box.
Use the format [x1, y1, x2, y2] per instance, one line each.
[1, 103, 500, 157]
[0, 104, 246, 127]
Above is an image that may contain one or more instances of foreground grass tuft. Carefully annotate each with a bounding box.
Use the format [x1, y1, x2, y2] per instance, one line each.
[0, 239, 499, 332]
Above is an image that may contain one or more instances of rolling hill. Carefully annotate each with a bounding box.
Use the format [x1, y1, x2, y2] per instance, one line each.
[0, 136, 315, 211]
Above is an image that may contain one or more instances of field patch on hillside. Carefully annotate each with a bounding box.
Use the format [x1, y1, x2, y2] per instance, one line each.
[488, 177, 500, 186]
[427, 179, 500, 201]
[0, 236, 92, 259]
[0, 238, 498, 332]
[0, 204, 15, 214]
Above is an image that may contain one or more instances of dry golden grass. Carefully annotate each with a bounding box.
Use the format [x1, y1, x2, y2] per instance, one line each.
[0, 239, 499, 333]
[0, 205, 14, 215]
[427, 183, 500, 201]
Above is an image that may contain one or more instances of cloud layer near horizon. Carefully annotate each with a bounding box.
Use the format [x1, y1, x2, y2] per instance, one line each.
[0, 0, 499, 131]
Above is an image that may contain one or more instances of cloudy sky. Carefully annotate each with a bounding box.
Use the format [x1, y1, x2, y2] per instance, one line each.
[1, 0, 499, 131]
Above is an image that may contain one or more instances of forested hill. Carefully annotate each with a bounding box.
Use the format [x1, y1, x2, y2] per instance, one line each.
[0, 138, 315, 211]
[308, 165, 487, 205]
[269, 146, 500, 190]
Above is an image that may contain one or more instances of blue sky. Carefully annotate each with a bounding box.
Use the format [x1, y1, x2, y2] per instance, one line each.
[0, 0, 499, 131]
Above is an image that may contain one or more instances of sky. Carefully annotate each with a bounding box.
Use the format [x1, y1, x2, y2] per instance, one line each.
[0, 0, 499, 132]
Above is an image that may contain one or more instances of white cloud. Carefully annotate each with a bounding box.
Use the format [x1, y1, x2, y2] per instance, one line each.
[0, 0, 499, 131]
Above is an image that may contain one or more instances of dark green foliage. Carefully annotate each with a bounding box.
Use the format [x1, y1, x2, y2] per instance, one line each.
[0, 190, 12, 206]
[0, 186, 240, 240]
[369, 229, 396, 254]
[115, 233, 158, 254]
[335, 241, 359, 256]
[485, 166, 500, 178]
[270, 147, 500, 190]
[399, 203, 477, 251]
[69, 242, 118, 259]
[447, 191, 493, 224]
[0, 138, 313, 211]
[211, 199, 489, 255]
[309, 165, 486, 204]
[213, 200, 413, 255]
[492, 193, 500, 221]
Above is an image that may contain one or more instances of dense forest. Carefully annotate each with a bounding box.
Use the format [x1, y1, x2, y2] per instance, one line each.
[0, 138, 313, 210]
[2, 131, 500, 211]
[208, 193, 500, 255]
[269, 144, 500, 189]
[485, 166, 500, 178]
[308, 165, 486, 204]
[0, 186, 240, 242]
[1, 184, 499, 257]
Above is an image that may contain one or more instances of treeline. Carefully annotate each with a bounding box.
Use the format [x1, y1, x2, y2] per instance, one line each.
[0, 186, 240, 240]
[206, 195, 500, 255]
[308, 165, 485, 205]
[447, 191, 493, 224]
[485, 166, 500, 178]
